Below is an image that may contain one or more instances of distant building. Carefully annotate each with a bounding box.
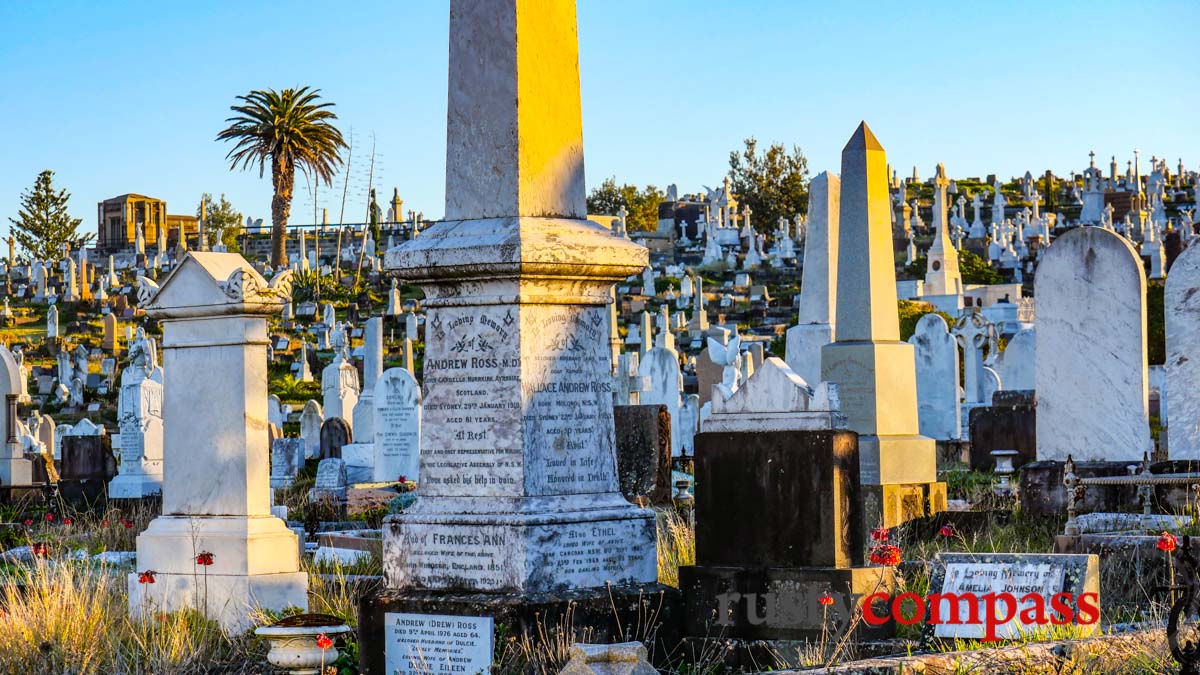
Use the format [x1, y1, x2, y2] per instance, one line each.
[97, 194, 199, 253]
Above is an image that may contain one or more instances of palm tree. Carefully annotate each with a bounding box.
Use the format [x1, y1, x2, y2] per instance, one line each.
[217, 87, 347, 267]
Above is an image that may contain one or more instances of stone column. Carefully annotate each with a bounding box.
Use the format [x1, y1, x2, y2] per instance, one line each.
[352, 316, 383, 438]
[381, 0, 655, 595]
[128, 253, 304, 632]
[820, 123, 944, 529]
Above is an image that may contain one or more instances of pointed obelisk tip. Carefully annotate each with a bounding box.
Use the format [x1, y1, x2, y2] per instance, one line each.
[844, 121, 884, 154]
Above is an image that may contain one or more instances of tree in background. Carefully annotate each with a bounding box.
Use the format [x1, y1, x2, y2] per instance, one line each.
[8, 170, 89, 261]
[197, 193, 244, 252]
[728, 138, 810, 234]
[216, 87, 347, 267]
[586, 177, 664, 232]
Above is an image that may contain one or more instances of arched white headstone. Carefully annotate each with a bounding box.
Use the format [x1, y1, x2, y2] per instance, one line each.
[1166, 243, 1200, 458]
[1035, 226, 1149, 460]
[908, 313, 961, 441]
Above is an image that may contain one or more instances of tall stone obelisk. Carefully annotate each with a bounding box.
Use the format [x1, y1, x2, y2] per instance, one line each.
[821, 123, 945, 529]
[366, 2, 663, 670]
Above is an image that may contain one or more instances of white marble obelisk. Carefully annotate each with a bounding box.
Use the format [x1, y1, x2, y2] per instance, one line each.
[383, 0, 656, 593]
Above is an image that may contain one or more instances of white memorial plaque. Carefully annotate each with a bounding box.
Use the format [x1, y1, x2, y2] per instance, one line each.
[385, 612, 493, 675]
[934, 562, 1064, 639]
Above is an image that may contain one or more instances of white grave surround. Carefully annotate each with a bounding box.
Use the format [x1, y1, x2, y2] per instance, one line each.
[127, 253, 306, 632]
[930, 553, 1100, 640]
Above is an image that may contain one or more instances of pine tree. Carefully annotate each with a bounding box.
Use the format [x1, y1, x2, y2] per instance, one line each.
[8, 170, 87, 261]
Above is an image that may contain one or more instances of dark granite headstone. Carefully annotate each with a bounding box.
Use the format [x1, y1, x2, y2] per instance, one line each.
[1166, 229, 1184, 271]
[320, 417, 352, 460]
[60, 435, 117, 482]
[679, 429, 893, 647]
[613, 404, 672, 505]
[968, 390, 1036, 471]
[693, 429, 862, 568]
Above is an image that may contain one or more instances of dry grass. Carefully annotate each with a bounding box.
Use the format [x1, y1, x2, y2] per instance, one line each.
[656, 508, 694, 588]
[0, 556, 263, 673]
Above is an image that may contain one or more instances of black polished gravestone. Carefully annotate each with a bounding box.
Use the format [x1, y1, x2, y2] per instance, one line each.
[320, 417, 352, 460]
[60, 434, 117, 503]
[679, 429, 895, 657]
[968, 390, 1036, 471]
[613, 404, 673, 506]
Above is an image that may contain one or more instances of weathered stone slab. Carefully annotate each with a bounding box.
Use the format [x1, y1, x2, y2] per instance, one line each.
[612, 404, 671, 505]
[1035, 226, 1149, 461]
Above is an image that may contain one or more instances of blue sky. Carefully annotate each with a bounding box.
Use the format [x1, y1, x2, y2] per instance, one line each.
[1, 0, 1196, 237]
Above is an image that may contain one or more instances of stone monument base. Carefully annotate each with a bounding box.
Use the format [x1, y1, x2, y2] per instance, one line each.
[130, 514, 307, 632]
[0, 457, 33, 488]
[858, 434, 937, 485]
[679, 564, 895, 644]
[383, 497, 658, 592]
[862, 481, 948, 530]
[109, 472, 163, 499]
[358, 583, 682, 675]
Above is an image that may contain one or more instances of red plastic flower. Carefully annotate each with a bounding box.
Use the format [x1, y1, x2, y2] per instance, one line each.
[123, 520, 133, 529]
[31, 542, 49, 557]
[870, 527, 889, 542]
[315, 633, 334, 650]
[1158, 531, 1179, 553]
[138, 570, 156, 584]
[939, 524, 955, 537]
[22, 519, 31, 527]
[818, 592, 834, 607]
[62, 518, 72, 526]
[101, 520, 110, 526]
[44, 513, 53, 522]
[869, 544, 902, 567]
[196, 551, 214, 566]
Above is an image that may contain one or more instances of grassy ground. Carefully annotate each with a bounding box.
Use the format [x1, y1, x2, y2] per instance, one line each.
[0, 495, 1183, 673]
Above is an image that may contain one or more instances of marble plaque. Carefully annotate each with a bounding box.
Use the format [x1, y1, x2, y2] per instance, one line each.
[928, 553, 1099, 640]
[934, 562, 1061, 639]
[385, 612, 492, 675]
[387, 512, 656, 592]
[420, 304, 617, 498]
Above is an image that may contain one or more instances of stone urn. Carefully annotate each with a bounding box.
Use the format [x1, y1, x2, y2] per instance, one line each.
[255, 613, 351, 674]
